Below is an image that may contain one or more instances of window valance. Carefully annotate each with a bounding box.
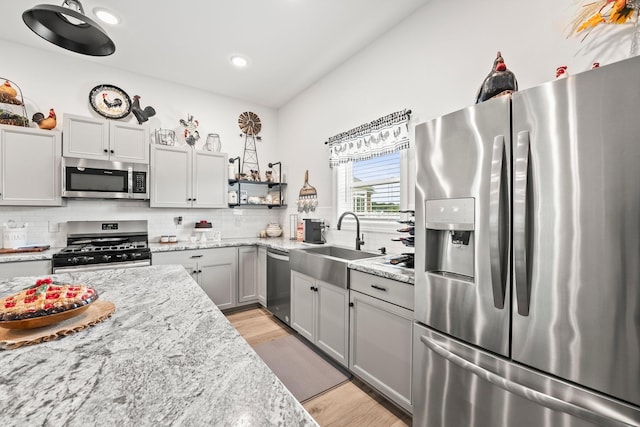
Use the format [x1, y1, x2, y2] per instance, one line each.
[326, 109, 411, 168]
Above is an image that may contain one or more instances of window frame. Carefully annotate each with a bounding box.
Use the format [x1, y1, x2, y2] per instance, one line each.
[332, 145, 415, 234]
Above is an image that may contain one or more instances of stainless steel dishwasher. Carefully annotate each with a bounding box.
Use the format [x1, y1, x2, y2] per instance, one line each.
[267, 249, 291, 325]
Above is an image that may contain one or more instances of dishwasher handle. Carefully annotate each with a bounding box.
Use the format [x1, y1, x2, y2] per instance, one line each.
[267, 250, 289, 262]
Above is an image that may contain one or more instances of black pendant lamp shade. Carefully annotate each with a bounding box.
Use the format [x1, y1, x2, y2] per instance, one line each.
[22, 1, 115, 56]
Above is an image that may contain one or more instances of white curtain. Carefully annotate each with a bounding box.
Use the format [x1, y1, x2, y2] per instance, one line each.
[327, 109, 410, 168]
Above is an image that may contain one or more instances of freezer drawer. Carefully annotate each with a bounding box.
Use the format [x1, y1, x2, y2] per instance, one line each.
[412, 323, 640, 427]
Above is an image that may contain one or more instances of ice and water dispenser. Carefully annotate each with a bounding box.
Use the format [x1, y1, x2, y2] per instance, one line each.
[424, 198, 475, 282]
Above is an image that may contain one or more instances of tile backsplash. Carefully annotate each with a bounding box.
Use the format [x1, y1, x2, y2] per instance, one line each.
[0, 199, 281, 247]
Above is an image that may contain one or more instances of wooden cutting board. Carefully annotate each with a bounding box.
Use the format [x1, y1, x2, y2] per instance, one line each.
[0, 245, 50, 254]
[0, 300, 115, 350]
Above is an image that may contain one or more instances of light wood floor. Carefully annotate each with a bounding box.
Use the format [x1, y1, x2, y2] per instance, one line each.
[226, 307, 412, 427]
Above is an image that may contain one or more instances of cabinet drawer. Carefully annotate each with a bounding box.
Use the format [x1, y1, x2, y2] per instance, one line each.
[152, 249, 217, 267]
[349, 270, 414, 310]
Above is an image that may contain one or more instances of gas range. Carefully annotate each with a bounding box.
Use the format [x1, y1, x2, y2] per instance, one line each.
[52, 220, 151, 273]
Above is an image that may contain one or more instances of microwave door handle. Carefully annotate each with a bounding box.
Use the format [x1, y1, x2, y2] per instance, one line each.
[489, 135, 507, 309]
[128, 167, 133, 198]
[514, 130, 532, 316]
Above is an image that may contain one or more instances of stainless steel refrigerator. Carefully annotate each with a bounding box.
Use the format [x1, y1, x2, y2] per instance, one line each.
[413, 56, 640, 426]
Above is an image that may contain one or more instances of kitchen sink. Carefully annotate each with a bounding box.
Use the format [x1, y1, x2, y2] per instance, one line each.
[289, 245, 381, 289]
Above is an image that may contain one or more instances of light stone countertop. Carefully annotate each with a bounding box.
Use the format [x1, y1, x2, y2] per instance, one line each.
[0, 238, 414, 285]
[347, 255, 415, 285]
[148, 237, 313, 253]
[0, 247, 63, 263]
[0, 265, 317, 427]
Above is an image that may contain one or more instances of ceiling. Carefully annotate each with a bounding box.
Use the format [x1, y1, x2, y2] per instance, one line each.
[1, 0, 429, 108]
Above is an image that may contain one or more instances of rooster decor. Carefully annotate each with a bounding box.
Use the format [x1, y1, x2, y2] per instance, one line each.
[131, 95, 156, 124]
[180, 114, 200, 147]
[32, 108, 57, 130]
[102, 92, 123, 109]
[475, 51, 518, 104]
[556, 66, 569, 79]
[0, 80, 17, 102]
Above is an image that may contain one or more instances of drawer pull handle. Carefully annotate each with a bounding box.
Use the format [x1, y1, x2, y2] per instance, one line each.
[371, 284, 387, 291]
[190, 255, 203, 258]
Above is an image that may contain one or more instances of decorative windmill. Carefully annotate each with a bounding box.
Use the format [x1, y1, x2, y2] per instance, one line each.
[238, 111, 261, 174]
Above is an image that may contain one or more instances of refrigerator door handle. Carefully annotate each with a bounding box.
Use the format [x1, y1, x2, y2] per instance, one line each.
[420, 334, 635, 427]
[514, 130, 532, 316]
[489, 135, 508, 309]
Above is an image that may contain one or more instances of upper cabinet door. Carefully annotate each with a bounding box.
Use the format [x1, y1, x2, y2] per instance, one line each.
[63, 114, 149, 164]
[192, 151, 228, 208]
[109, 121, 149, 163]
[150, 145, 191, 208]
[0, 125, 62, 206]
[62, 114, 109, 160]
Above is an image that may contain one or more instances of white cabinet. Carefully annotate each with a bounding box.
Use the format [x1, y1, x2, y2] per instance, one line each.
[256, 247, 267, 306]
[349, 270, 414, 413]
[153, 246, 260, 310]
[238, 246, 258, 304]
[0, 260, 51, 280]
[63, 114, 149, 163]
[150, 145, 228, 208]
[198, 248, 237, 310]
[0, 125, 62, 206]
[291, 270, 349, 367]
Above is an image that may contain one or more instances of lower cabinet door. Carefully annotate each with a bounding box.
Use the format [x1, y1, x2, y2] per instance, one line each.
[290, 270, 315, 342]
[256, 247, 267, 306]
[350, 290, 414, 413]
[198, 248, 237, 310]
[238, 246, 258, 304]
[316, 280, 349, 367]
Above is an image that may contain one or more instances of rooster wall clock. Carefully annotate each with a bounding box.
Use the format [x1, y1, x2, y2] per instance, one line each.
[88, 84, 132, 119]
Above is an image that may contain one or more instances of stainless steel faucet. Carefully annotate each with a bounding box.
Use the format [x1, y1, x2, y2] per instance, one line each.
[337, 211, 364, 250]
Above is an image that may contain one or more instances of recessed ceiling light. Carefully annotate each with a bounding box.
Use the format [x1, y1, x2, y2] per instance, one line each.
[230, 55, 249, 68]
[93, 8, 120, 25]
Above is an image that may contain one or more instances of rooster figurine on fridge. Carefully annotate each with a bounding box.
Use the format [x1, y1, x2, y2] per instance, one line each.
[475, 51, 518, 103]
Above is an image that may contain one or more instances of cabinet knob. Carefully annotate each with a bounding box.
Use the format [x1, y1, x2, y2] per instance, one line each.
[110, 150, 114, 154]
[310, 286, 314, 291]
[198, 269, 202, 274]
[103, 149, 108, 153]
[192, 270, 197, 274]
[349, 302, 354, 307]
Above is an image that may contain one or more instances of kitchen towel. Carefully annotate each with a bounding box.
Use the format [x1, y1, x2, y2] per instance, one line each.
[253, 334, 350, 402]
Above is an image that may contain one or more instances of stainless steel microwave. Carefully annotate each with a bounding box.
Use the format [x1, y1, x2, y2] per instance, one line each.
[62, 157, 149, 200]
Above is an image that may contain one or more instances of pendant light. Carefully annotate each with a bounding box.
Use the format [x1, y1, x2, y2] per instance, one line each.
[22, 0, 115, 56]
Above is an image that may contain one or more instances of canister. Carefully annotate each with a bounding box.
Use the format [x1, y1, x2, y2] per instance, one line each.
[3, 223, 27, 249]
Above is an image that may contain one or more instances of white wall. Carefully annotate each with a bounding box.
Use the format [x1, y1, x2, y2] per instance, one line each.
[0, 40, 281, 245]
[278, 0, 635, 253]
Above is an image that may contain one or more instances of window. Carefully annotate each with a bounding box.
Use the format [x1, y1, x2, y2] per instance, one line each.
[335, 151, 405, 221]
[328, 109, 413, 227]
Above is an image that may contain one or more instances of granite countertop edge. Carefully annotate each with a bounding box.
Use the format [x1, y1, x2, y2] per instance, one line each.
[0, 239, 414, 284]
